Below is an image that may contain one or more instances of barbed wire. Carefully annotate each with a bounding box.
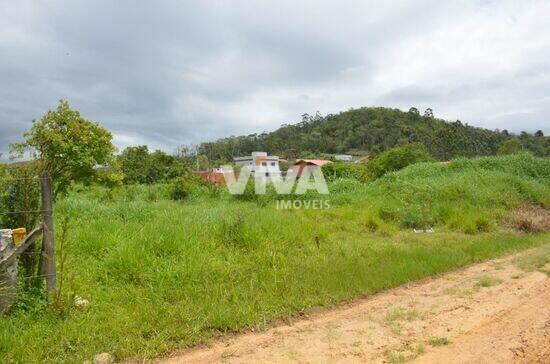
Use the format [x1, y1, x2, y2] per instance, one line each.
[0, 176, 49, 181]
[19, 274, 57, 280]
[0, 210, 51, 216]
[20, 251, 42, 255]
[0, 274, 56, 285]
[1, 210, 50, 215]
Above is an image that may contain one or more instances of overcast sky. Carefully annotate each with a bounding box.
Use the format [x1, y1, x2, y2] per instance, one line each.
[1, 0, 549, 158]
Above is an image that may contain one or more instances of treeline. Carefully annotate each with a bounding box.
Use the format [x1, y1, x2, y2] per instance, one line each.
[198, 107, 549, 163]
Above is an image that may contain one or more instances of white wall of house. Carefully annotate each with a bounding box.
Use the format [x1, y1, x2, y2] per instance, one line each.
[335, 154, 353, 162]
[234, 152, 281, 179]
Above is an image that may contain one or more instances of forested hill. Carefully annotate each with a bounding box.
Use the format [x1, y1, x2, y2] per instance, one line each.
[198, 107, 548, 162]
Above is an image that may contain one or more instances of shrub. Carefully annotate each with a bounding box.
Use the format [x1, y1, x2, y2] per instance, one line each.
[170, 177, 193, 201]
[95, 169, 123, 189]
[475, 216, 492, 232]
[378, 206, 399, 222]
[497, 139, 522, 155]
[321, 162, 369, 182]
[399, 210, 422, 228]
[328, 178, 365, 194]
[367, 143, 434, 179]
[364, 216, 379, 232]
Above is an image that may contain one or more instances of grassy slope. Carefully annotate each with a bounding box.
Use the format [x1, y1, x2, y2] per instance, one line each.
[0, 155, 549, 363]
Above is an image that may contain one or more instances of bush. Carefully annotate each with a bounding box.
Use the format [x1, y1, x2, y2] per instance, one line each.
[475, 216, 492, 232]
[170, 177, 193, 201]
[378, 206, 399, 222]
[321, 162, 369, 182]
[367, 143, 434, 179]
[364, 216, 379, 232]
[399, 210, 422, 228]
[95, 169, 124, 189]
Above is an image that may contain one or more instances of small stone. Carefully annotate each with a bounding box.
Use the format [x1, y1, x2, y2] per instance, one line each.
[74, 296, 90, 308]
[93, 352, 114, 364]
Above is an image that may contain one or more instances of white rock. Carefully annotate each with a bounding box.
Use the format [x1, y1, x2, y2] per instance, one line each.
[93, 352, 114, 364]
[74, 295, 90, 308]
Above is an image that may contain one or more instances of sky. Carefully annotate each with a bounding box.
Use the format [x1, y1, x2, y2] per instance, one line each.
[1, 0, 549, 158]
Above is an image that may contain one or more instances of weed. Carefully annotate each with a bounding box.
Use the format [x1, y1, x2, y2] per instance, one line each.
[385, 344, 426, 364]
[475, 216, 492, 232]
[429, 336, 450, 346]
[218, 215, 247, 247]
[475, 275, 503, 288]
[364, 216, 379, 232]
[378, 206, 399, 222]
[386, 350, 407, 364]
[514, 244, 550, 275]
[384, 307, 423, 323]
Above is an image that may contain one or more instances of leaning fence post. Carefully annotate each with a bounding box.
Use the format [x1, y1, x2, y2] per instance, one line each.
[40, 175, 56, 295]
[0, 229, 17, 313]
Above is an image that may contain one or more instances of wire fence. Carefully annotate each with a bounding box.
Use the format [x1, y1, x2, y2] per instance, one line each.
[0, 210, 50, 216]
[0, 175, 49, 218]
[1, 175, 51, 278]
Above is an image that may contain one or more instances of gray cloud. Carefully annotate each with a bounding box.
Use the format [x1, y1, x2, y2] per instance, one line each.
[1, 0, 549, 159]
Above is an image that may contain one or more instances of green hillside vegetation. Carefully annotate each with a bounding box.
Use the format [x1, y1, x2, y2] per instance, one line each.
[198, 107, 549, 163]
[1, 154, 548, 362]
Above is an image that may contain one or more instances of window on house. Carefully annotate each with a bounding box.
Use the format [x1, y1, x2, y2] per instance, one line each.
[271, 162, 276, 166]
[262, 162, 267, 166]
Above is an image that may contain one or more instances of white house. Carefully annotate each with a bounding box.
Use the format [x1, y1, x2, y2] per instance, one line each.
[233, 152, 281, 179]
[335, 154, 353, 162]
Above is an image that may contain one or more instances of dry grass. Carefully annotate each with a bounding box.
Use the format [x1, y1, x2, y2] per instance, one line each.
[510, 206, 550, 233]
[475, 275, 503, 288]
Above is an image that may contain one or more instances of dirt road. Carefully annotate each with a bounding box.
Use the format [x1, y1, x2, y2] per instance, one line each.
[159, 247, 550, 364]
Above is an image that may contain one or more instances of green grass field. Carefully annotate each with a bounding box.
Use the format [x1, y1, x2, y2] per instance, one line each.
[1, 154, 549, 362]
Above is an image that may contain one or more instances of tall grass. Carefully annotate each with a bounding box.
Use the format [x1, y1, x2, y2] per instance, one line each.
[0, 154, 548, 362]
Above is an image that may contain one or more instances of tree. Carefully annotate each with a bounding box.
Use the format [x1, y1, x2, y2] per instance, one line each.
[119, 145, 151, 184]
[149, 150, 185, 181]
[119, 146, 187, 184]
[196, 154, 210, 171]
[423, 108, 434, 118]
[195, 107, 549, 165]
[535, 130, 544, 137]
[408, 107, 420, 115]
[12, 100, 115, 197]
[497, 139, 522, 155]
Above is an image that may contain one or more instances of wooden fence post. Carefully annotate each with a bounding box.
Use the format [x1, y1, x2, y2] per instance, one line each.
[40, 175, 56, 294]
